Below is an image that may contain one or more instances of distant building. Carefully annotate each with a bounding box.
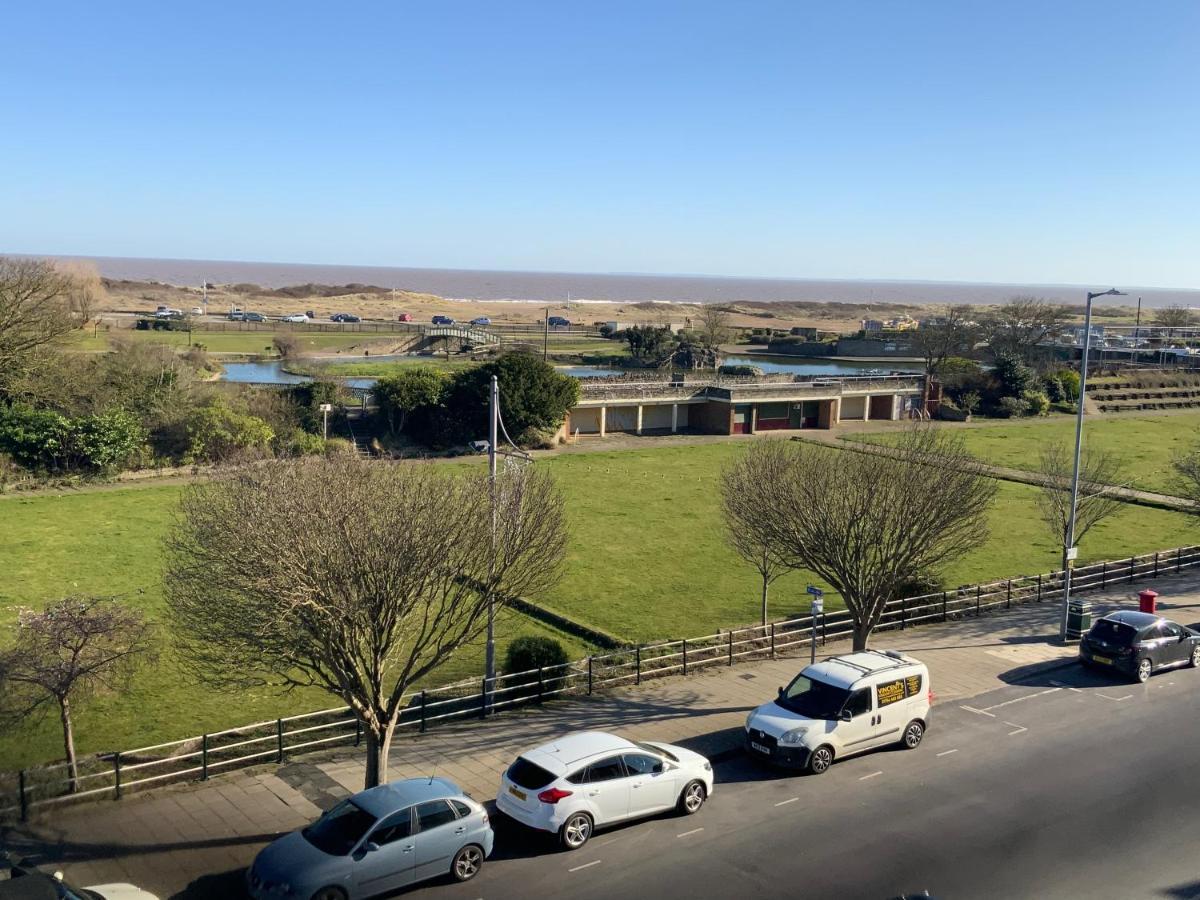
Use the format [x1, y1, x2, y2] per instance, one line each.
[862, 319, 885, 332]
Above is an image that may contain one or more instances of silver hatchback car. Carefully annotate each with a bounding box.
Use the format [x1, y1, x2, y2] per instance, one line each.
[247, 777, 494, 900]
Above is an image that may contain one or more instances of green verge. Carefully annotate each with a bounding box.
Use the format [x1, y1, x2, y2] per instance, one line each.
[845, 412, 1200, 495]
[65, 328, 421, 355]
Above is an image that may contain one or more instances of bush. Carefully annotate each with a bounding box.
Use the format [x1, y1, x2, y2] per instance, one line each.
[182, 400, 275, 463]
[73, 409, 148, 471]
[992, 352, 1037, 398]
[1056, 369, 1081, 403]
[1042, 373, 1065, 403]
[373, 367, 446, 435]
[503, 635, 571, 700]
[718, 364, 764, 377]
[0, 404, 73, 470]
[323, 437, 357, 457]
[1022, 390, 1051, 416]
[997, 396, 1030, 418]
[273, 332, 300, 358]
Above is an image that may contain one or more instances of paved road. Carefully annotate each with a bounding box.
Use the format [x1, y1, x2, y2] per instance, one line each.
[389, 661, 1200, 900]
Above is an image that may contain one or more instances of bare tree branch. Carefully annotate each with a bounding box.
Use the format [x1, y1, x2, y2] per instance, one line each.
[1034, 442, 1129, 567]
[911, 305, 981, 375]
[0, 257, 96, 394]
[985, 295, 1070, 363]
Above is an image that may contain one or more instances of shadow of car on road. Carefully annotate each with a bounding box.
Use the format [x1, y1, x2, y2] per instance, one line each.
[170, 867, 247, 900]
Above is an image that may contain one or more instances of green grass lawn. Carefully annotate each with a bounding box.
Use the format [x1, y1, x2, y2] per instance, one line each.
[847, 413, 1200, 495]
[2, 439, 1194, 770]
[301, 357, 478, 377]
[66, 328, 418, 355]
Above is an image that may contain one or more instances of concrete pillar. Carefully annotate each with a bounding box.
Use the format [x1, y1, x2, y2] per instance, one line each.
[671, 403, 679, 433]
[749, 405, 758, 434]
[636, 404, 643, 435]
[832, 397, 841, 425]
[862, 396, 871, 421]
[892, 394, 901, 420]
[599, 405, 606, 437]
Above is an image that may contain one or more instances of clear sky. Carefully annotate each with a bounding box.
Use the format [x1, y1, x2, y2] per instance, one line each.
[2, 1, 1197, 287]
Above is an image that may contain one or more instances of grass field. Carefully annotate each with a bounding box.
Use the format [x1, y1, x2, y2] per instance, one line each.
[847, 413, 1200, 495]
[66, 327, 419, 355]
[1, 439, 1194, 770]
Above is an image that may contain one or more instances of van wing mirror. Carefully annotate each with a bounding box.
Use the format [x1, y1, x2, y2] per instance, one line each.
[840, 709, 853, 723]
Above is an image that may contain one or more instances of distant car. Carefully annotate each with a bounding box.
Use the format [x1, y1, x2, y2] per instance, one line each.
[281, 313, 310, 323]
[306, 310, 316, 318]
[247, 778, 493, 899]
[397, 312, 414, 322]
[3, 852, 160, 899]
[227, 311, 246, 321]
[1079, 610, 1200, 683]
[496, 731, 712, 850]
[243, 312, 266, 323]
[470, 316, 492, 326]
[190, 307, 204, 316]
[154, 308, 183, 319]
[468, 440, 491, 454]
[431, 315, 456, 325]
[548, 316, 571, 327]
[331, 313, 362, 323]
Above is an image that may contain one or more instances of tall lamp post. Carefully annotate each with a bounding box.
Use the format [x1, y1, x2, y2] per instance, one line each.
[486, 375, 499, 689]
[1060, 288, 1126, 641]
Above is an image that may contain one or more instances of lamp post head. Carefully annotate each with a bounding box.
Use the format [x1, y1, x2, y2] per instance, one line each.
[1088, 288, 1126, 301]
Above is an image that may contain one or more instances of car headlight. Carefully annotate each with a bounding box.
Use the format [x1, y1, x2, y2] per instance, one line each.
[778, 728, 809, 746]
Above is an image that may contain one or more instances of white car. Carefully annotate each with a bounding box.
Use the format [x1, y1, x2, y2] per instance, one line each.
[495, 731, 712, 850]
[281, 313, 311, 323]
[190, 306, 204, 316]
[745, 650, 931, 775]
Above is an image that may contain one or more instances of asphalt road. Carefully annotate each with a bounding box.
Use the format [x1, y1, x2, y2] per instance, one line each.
[403, 661, 1200, 900]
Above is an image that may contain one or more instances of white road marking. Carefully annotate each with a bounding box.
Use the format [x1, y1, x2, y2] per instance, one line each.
[1005, 722, 1027, 736]
[594, 838, 621, 848]
[569, 860, 602, 873]
[859, 771, 883, 781]
[677, 827, 704, 838]
[1097, 692, 1132, 702]
[936, 749, 959, 757]
[1050, 680, 1083, 693]
[981, 687, 1061, 711]
[775, 797, 800, 806]
[961, 705, 996, 718]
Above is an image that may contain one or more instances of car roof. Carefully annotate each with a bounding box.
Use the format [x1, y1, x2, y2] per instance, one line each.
[1102, 610, 1164, 629]
[350, 776, 463, 817]
[520, 731, 636, 774]
[806, 650, 923, 689]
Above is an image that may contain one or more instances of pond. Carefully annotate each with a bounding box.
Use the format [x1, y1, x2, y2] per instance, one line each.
[720, 354, 923, 376]
[220, 360, 376, 389]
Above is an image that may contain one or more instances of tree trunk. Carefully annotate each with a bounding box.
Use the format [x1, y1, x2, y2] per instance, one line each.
[760, 573, 770, 627]
[60, 696, 78, 794]
[852, 623, 871, 652]
[362, 719, 398, 790]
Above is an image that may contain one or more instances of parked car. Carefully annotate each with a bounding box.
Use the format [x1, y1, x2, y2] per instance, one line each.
[496, 731, 712, 850]
[548, 316, 571, 327]
[243, 312, 266, 323]
[1079, 611, 1200, 683]
[744, 650, 930, 774]
[470, 316, 492, 326]
[397, 312, 414, 322]
[153, 307, 183, 319]
[3, 852, 159, 899]
[331, 313, 362, 323]
[281, 313, 310, 323]
[431, 315, 456, 325]
[190, 306, 204, 316]
[227, 311, 246, 321]
[248, 778, 493, 899]
[468, 440, 490, 454]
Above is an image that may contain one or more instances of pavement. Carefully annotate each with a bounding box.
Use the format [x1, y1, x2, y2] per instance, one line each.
[4, 571, 1200, 899]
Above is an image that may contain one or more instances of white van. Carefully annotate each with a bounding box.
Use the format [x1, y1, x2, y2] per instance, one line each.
[744, 650, 930, 774]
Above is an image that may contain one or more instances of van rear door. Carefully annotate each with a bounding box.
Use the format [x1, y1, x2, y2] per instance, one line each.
[874, 670, 924, 745]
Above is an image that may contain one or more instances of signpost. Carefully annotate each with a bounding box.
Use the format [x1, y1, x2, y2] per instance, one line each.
[318, 403, 333, 440]
[807, 586, 824, 664]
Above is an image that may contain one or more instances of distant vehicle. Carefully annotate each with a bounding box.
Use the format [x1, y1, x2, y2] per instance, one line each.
[305, 309, 316, 318]
[154, 308, 183, 319]
[1079, 611, 1200, 683]
[497, 731, 711, 851]
[243, 312, 266, 323]
[247, 778, 493, 899]
[468, 440, 490, 454]
[744, 650, 930, 774]
[331, 313, 362, 323]
[3, 851, 160, 899]
[470, 316, 492, 326]
[281, 313, 310, 323]
[397, 312, 414, 322]
[431, 315, 456, 325]
[227, 311, 246, 321]
[190, 307, 204, 316]
[548, 316, 571, 327]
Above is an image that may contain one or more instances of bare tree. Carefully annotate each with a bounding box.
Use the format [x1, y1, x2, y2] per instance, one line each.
[720, 440, 793, 624]
[0, 257, 95, 392]
[750, 427, 997, 650]
[911, 305, 980, 375]
[1171, 446, 1200, 510]
[696, 305, 733, 349]
[1034, 442, 1128, 570]
[0, 597, 155, 792]
[985, 296, 1070, 362]
[1154, 304, 1194, 337]
[163, 455, 568, 788]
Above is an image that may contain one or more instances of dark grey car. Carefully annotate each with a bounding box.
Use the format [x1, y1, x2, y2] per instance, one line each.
[1079, 610, 1200, 683]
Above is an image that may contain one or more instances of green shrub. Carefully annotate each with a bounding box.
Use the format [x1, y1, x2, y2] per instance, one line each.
[718, 365, 764, 377]
[373, 367, 446, 434]
[182, 401, 275, 463]
[1042, 373, 1065, 403]
[1056, 369, 1081, 403]
[504, 635, 570, 676]
[1022, 390, 1051, 416]
[73, 409, 148, 472]
[997, 396, 1030, 418]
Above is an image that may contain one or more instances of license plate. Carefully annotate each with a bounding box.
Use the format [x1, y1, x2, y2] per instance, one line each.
[750, 741, 770, 755]
[1093, 655, 1112, 665]
[508, 786, 527, 801]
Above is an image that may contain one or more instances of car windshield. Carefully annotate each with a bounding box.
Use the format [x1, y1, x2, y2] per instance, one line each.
[301, 800, 376, 856]
[635, 740, 678, 762]
[1089, 620, 1137, 645]
[507, 756, 557, 790]
[776, 673, 852, 720]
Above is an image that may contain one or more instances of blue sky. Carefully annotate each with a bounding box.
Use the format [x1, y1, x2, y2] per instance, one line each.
[2, 1, 1197, 287]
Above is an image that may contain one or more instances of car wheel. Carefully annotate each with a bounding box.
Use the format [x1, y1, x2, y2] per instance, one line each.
[901, 720, 925, 749]
[1191, 646, 1200, 669]
[451, 844, 484, 882]
[805, 745, 834, 775]
[1136, 657, 1153, 684]
[559, 812, 593, 850]
[677, 780, 706, 815]
[310, 888, 347, 900]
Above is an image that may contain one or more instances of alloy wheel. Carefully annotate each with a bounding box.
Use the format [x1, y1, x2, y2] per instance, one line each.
[563, 814, 592, 849]
[809, 746, 833, 774]
[1191, 646, 1200, 668]
[683, 781, 706, 813]
[453, 845, 483, 881]
[1137, 658, 1152, 683]
[903, 721, 924, 749]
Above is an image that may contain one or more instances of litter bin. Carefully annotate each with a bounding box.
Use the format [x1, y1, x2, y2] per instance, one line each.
[1139, 589, 1158, 614]
[1066, 599, 1092, 640]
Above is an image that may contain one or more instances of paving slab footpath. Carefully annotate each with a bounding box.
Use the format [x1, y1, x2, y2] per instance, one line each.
[4, 571, 1200, 898]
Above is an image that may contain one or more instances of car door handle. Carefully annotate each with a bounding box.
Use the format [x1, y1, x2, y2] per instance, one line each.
[588, 790, 600, 796]
[454, 826, 466, 834]
[402, 845, 414, 853]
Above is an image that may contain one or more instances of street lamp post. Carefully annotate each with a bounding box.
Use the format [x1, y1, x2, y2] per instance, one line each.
[486, 375, 499, 693]
[1060, 288, 1126, 641]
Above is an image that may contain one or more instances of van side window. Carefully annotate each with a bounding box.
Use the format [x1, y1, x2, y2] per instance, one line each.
[843, 688, 871, 718]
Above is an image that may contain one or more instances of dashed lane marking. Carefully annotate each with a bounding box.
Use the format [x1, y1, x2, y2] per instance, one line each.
[1005, 722, 1027, 736]
[981, 687, 1061, 711]
[594, 838, 621, 848]
[1097, 692, 1133, 702]
[936, 749, 959, 757]
[569, 860, 602, 873]
[677, 827, 704, 838]
[961, 705, 996, 718]
[859, 771, 883, 781]
[775, 797, 800, 806]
